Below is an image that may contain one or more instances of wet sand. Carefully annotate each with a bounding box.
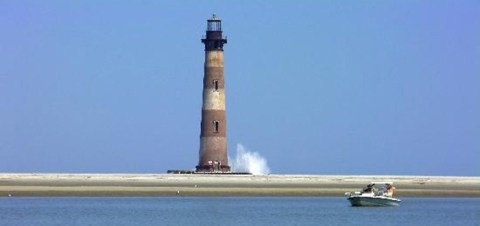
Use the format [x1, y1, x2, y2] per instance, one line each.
[1, 174, 479, 197]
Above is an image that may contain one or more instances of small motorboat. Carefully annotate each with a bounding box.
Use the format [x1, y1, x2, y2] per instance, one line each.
[345, 182, 401, 207]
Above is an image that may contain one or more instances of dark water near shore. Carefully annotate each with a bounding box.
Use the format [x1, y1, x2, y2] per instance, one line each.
[0, 197, 479, 226]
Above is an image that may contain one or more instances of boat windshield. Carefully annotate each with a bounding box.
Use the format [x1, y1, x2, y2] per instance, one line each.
[375, 185, 387, 196]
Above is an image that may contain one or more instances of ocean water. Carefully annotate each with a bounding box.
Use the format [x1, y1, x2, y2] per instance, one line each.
[0, 197, 479, 226]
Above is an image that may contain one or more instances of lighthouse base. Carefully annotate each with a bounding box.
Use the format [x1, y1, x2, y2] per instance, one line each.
[166, 169, 250, 175]
[195, 165, 231, 173]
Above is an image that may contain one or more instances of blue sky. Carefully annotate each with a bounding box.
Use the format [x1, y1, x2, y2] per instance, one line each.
[1, 1, 479, 176]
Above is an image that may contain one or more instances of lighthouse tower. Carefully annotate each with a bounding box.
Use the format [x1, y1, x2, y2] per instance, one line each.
[196, 14, 230, 173]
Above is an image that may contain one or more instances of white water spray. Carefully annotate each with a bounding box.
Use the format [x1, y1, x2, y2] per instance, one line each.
[230, 144, 270, 175]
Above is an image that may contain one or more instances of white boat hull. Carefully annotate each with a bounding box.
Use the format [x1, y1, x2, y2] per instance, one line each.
[348, 195, 401, 207]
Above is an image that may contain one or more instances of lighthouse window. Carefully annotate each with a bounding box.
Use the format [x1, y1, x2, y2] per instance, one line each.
[213, 80, 219, 91]
[213, 121, 219, 133]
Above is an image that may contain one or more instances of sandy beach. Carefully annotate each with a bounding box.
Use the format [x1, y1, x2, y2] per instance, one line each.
[0, 173, 479, 197]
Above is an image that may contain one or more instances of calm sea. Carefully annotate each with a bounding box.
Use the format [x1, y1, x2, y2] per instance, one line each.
[0, 197, 479, 226]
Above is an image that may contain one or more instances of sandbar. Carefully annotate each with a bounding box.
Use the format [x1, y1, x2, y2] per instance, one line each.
[1, 174, 479, 197]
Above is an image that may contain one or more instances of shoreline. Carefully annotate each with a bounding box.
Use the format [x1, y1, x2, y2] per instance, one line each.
[1, 173, 479, 197]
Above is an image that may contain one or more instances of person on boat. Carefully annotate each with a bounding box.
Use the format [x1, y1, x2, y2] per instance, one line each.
[385, 184, 395, 197]
[362, 184, 374, 193]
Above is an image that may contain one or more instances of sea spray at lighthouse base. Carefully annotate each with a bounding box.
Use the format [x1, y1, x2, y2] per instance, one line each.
[230, 144, 270, 175]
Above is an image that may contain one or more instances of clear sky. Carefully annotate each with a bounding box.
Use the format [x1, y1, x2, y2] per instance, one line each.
[1, 1, 479, 176]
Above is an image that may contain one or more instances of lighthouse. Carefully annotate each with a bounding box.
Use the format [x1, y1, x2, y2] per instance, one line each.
[196, 14, 230, 173]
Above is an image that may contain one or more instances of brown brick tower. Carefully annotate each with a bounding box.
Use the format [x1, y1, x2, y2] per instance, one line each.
[196, 14, 230, 173]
